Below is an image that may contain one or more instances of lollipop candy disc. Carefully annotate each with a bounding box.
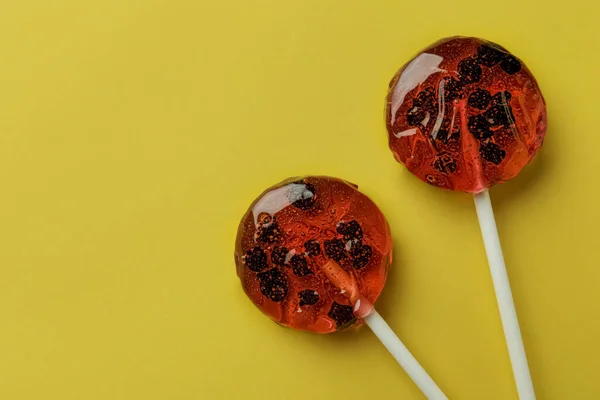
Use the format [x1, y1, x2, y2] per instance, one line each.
[234, 176, 392, 333]
[385, 36, 547, 192]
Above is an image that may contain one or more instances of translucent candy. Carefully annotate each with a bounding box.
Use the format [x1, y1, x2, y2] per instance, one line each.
[385, 36, 547, 192]
[234, 176, 392, 333]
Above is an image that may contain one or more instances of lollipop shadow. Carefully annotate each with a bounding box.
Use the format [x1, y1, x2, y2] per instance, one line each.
[492, 148, 553, 210]
[371, 239, 404, 320]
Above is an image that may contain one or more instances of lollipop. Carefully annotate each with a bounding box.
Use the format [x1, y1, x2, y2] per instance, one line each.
[235, 176, 447, 399]
[385, 36, 546, 399]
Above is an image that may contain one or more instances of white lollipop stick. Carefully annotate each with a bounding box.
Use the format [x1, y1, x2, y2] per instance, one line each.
[364, 309, 448, 400]
[319, 260, 447, 399]
[474, 189, 535, 400]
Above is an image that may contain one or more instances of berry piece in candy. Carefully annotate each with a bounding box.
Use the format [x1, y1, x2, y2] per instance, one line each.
[235, 176, 392, 333]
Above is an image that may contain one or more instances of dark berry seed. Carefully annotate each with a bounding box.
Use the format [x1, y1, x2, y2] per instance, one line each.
[244, 247, 268, 272]
[467, 115, 493, 140]
[304, 240, 321, 256]
[458, 58, 482, 84]
[468, 89, 492, 110]
[484, 105, 513, 128]
[414, 88, 437, 112]
[492, 91, 512, 106]
[436, 123, 460, 143]
[436, 129, 449, 143]
[336, 220, 363, 241]
[414, 87, 435, 105]
[291, 182, 316, 210]
[500, 55, 521, 75]
[298, 290, 319, 306]
[442, 78, 464, 102]
[257, 268, 288, 302]
[406, 109, 426, 127]
[256, 221, 281, 244]
[433, 153, 457, 175]
[324, 239, 347, 262]
[289, 254, 312, 277]
[349, 242, 372, 269]
[328, 302, 355, 328]
[480, 142, 507, 165]
[476, 44, 507, 67]
[271, 246, 289, 266]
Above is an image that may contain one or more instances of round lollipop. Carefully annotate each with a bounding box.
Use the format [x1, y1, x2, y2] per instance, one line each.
[235, 176, 447, 399]
[385, 36, 546, 400]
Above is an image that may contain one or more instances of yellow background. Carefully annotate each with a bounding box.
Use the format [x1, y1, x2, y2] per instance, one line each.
[0, 1, 598, 399]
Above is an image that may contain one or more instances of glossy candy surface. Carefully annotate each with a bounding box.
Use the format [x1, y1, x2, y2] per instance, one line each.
[385, 36, 547, 192]
[235, 177, 392, 333]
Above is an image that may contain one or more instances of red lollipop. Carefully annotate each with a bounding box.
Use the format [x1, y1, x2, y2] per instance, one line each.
[235, 176, 391, 333]
[385, 37, 544, 400]
[235, 176, 447, 399]
[386, 36, 546, 192]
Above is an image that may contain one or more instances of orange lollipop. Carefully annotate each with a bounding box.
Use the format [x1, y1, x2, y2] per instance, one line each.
[235, 176, 391, 332]
[386, 36, 546, 192]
